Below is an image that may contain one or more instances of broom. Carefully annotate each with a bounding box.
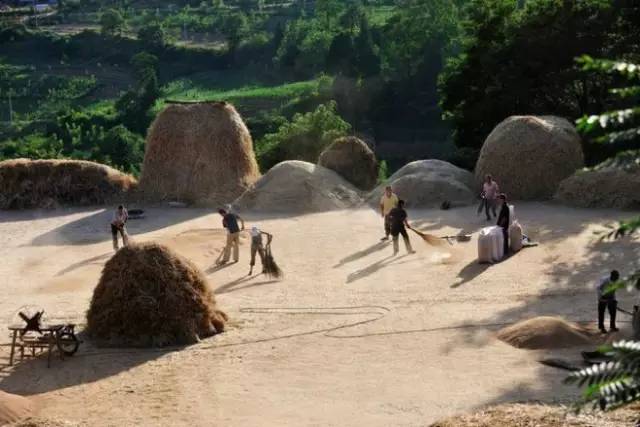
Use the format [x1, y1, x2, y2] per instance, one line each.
[263, 239, 282, 279]
[407, 225, 447, 246]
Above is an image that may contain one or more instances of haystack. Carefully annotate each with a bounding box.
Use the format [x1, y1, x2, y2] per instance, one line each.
[139, 102, 260, 204]
[0, 391, 34, 425]
[0, 159, 135, 209]
[367, 160, 476, 208]
[497, 316, 593, 350]
[475, 116, 584, 200]
[86, 242, 227, 347]
[233, 160, 362, 213]
[318, 136, 378, 190]
[430, 403, 636, 427]
[555, 150, 640, 208]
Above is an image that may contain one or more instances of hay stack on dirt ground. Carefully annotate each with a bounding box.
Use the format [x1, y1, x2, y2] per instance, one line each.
[475, 116, 584, 200]
[139, 101, 260, 205]
[86, 242, 227, 347]
[555, 150, 640, 208]
[367, 160, 476, 208]
[233, 160, 362, 213]
[0, 391, 34, 425]
[0, 159, 135, 209]
[318, 136, 378, 190]
[430, 403, 636, 427]
[497, 316, 593, 349]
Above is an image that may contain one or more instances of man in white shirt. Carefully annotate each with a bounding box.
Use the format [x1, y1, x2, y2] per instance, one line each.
[597, 270, 620, 333]
[111, 205, 129, 251]
[379, 186, 399, 241]
[481, 174, 499, 221]
[249, 226, 273, 276]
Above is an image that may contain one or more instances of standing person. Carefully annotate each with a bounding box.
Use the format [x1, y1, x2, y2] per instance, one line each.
[110, 205, 129, 251]
[388, 200, 416, 256]
[218, 208, 245, 264]
[380, 185, 399, 241]
[496, 193, 510, 257]
[597, 270, 620, 334]
[481, 175, 500, 221]
[249, 226, 272, 276]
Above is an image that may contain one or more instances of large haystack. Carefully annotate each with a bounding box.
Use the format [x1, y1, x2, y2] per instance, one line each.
[0, 391, 34, 425]
[0, 159, 135, 209]
[555, 150, 640, 208]
[86, 242, 227, 347]
[475, 116, 584, 200]
[233, 160, 362, 213]
[318, 136, 378, 190]
[497, 316, 593, 350]
[139, 102, 260, 204]
[367, 160, 476, 208]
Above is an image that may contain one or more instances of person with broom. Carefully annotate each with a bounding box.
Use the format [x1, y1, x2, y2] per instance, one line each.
[388, 200, 416, 256]
[380, 185, 399, 241]
[218, 208, 245, 264]
[248, 226, 272, 276]
[597, 270, 620, 334]
[110, 204, 129, 251]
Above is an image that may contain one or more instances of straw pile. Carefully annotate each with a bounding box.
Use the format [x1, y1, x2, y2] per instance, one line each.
[367, 160, 476, 208]
[139, 102, 260, 205]
[86, 242, 227, 347]
[497, 316, 593, 350]
[475, 116, 584, 200]
[430, 403, 637, 427]
[318, 136, 378, 190]
[0, 159, 136, 209]
[555, 150, 640, 208]
[0, 391, 34, 425]
[233, 161, 362, 213]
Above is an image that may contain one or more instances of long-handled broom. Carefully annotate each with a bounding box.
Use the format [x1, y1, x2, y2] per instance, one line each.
[408, 226, 471, 246]
[263, 239, 282, 279]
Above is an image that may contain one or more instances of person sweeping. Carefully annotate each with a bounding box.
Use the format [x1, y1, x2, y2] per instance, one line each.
[388, 199, 416, 256]
[110, 205, 129, 251]
[597, 270, 620, 334]
[218, 208, 245, 265]
[248, 226, 273, 276]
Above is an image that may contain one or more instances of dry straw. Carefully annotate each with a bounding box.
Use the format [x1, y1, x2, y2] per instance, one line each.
[318, 136, 378, 191]
[87, 242, 227, 347]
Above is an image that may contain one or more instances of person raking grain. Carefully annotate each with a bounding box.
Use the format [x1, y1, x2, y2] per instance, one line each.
[218, 208, 245, 264]
[249, 226, 273, 276]
[380, 185, 399, 241]
[388, 199, 416, 256]
[110, 204, 129, 251]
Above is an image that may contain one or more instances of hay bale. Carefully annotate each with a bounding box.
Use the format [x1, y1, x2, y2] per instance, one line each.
[0, 159, 135, 209]
[555, 150, 640, 208]
[367, 160, 476, 209]
[318, 136, 378, 190]
[430, 403, 636, 427]
[140, 102, 260, 204]
[86, 242, 227, 347]
[497, 316, 593, 350]
[0, 391, 34, 425]
[475, 116, 584, 200]
[233, 160, 362, 213]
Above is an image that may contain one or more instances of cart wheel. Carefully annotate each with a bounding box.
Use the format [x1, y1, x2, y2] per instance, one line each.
[56, 332, 79, 356]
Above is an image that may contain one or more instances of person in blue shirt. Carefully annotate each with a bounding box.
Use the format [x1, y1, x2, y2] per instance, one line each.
[218, 208, 245, 264]
[597, 270, 620, 333]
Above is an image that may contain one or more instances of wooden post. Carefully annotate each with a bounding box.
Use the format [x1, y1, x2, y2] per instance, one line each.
[9, 330, 17, 366]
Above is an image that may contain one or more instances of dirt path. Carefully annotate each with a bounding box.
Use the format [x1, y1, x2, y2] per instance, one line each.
[0, 203, 638, 426]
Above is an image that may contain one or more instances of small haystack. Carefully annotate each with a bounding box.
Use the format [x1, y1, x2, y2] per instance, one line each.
[475, 116, 584, 200]
[367, 160, 476, 208]
[497, 316, 593, 350]
[0, 391, 34, 425]
[233, 161, 362, 213]
[318, 136, 378, 190]
[86, 242, 227, 347]
[555, 150, 640, 208]
[139, 102, 260, 205]
[430, 403, 636, 427]
[0, 159, 135, 209]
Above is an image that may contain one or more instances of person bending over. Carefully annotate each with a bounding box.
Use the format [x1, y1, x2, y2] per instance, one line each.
[249, 226, 272, 276]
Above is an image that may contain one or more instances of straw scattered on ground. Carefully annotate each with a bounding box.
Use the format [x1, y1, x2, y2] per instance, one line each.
[0, 391, 34, 426]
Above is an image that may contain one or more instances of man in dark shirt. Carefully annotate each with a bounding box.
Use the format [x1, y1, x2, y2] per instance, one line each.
[218, 208, 245, 264]
[496, 193, 510, 256]
[388, 200, 415, 256]
[597, 270, 620, 333]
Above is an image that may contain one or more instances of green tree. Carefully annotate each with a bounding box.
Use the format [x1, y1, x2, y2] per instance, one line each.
[219, 11, 249, 56]
[116, 52, 159, 134]
[315, 0, 345, 28]
[100, 8, 125, 37]
[137, 21, 167, 50]
[98, 125, 144, 173]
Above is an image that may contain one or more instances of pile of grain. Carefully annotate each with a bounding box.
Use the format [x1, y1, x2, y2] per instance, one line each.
[0, 159, 135, 209]
[475, 116, 584, 200]
[0, 391, 34, 425]
[233, 160, 362, 213]
[497, 316, 593, 349]
[86, 242, 227, 347]
[318, 136, 378, 190]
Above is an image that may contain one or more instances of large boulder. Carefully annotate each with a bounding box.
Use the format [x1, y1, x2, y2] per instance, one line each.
[318, 136, 378, 190]
[555, 150, 640, 208]
[139, 102, 260, 204]
[233, 160, 362, 213]
[367, 160, 476, 208]
[475, 116, 584, 200]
